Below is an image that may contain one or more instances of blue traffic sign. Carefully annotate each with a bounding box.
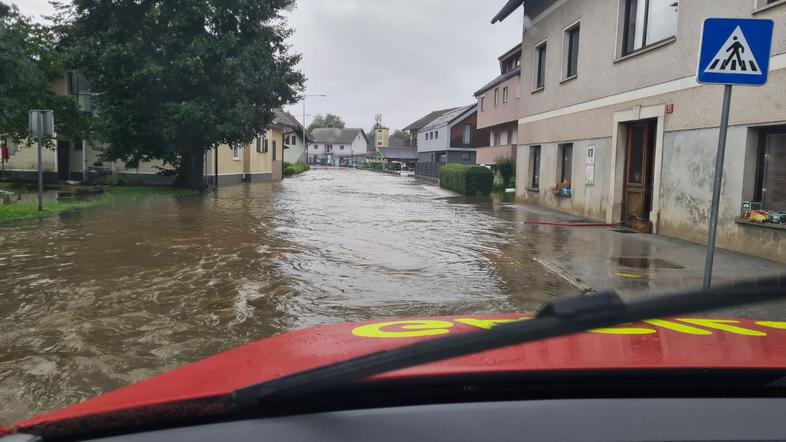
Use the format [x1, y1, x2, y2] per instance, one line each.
[697, 18, 773, 86]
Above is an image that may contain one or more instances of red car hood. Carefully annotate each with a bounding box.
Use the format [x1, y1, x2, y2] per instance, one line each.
[11, 314, 786, 434]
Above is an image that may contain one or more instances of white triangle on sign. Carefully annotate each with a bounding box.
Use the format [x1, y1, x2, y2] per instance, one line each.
[704, 26, 762, 75]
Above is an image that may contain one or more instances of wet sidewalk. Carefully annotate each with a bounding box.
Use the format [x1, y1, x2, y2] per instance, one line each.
[473, 198, 786, 318]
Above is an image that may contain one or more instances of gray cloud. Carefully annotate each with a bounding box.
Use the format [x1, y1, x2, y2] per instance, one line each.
[13, 0, 523, 132]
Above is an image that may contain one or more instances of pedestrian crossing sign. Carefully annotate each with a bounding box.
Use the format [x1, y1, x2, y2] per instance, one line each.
[698, 18, 773, 86]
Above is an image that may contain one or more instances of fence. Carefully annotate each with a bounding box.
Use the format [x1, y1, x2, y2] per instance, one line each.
[415, 162, 441, 179]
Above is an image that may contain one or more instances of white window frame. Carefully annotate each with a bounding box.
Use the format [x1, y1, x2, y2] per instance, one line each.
[502, 86, 509, 103]
[232, 145, 242, 161]
[463, 124, 471, 145]
[616, 0, 678, 58]
[754, 0, 786, 12]
[480, 96, 486, 111]
[562, 19, 581, 81]
[494, 88, 500, 106]
[532, 39, 548, 92]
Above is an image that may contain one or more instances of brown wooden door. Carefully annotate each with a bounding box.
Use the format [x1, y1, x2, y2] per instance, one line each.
[623, 122, 655, 227]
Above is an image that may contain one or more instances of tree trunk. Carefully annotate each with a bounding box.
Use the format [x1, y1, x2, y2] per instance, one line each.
[174, 146, 207, 191]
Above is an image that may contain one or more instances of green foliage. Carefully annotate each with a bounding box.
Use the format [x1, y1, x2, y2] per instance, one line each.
[492, 173, 505, 192]
[496, 156, 516, 188]
[390, 129, 409, 140]
[439, 164, 494, 196]
[283, 162, 310, 176]
[366, 162, 383, 170]
[0, 4, 94, 143]
[308, 113, 345, 132]
[0, 186, 197, 223]
[56, 0, 305, 189]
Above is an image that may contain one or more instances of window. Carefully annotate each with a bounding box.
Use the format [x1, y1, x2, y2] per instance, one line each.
[463, 124, 471, 145]
[494, 88, 500, 106]
[481, 96, 486, 111]
[558, 143, 573, 184]
[758, 0, 784, 7]
[622, 0, 678, 56]
[503, 87, 509, 103]
[434, 131, 438, 140]
[340, 145, 345, 150]
[755, 130, 786, 212]
[326, 144, 332, 151]
[493, 132, 502, 146]
[564, 23, 580, 78]
[462, 153, 471, 161]
[507, 128, 514, 145]
[263, 138, 269, 153]
[529, 146, 541, 189]
[313, 145, 318, 150]
[233, 145, 242, 161]
[256, 137, 263, 153]
[534, 41, 547, 90]
[272, 140, 277, 160]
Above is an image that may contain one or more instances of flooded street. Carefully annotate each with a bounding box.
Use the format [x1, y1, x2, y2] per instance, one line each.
[0, 168, 573, 423]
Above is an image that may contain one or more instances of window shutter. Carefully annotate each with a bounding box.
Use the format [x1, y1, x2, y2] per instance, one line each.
[763, 134, 786, 211]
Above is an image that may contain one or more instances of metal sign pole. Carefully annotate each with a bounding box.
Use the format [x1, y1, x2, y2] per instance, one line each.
[703, 84, 733, 289]
[37, 114, 44, 212]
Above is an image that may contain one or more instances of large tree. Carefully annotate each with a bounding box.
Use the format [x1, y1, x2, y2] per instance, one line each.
[56, 0, 304, 189]
[308, 113, 345, 132]
[0, 3, 90, 144]
[390, 129, 409, 140]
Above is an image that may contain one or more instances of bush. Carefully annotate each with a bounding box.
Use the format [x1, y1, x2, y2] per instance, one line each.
[439, 164, 494, 196]
[492, 173, 505, 192]
[283, 163, 310, 176]
[496, 156, 516, 188]
[367, 162, 383, 170]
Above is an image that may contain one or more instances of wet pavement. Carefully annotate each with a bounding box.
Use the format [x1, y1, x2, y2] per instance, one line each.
[2, 167, 785, 424]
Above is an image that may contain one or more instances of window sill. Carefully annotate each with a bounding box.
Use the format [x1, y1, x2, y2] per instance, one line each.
[531, 87, 545, 94]
[736, 218, 786, 231]
[614, 36, 676, 64]
[560, 75, 578, 85]
[526, 187, 540, 193]
[754, 0, 786, 14]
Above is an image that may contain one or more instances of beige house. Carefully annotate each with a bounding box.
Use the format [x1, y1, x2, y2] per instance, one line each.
[474, 43, 522, 166]
[494, 0, 786, 262]
[2, 72, 290, 185]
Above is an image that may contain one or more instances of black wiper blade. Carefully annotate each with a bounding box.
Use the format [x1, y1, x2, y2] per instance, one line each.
[233, 276, 786, 405]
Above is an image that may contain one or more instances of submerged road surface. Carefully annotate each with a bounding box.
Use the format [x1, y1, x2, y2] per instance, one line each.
[0, 168, 575, 423]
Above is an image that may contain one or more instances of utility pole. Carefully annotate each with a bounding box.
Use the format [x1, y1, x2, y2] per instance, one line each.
[302, 94, 327, 164]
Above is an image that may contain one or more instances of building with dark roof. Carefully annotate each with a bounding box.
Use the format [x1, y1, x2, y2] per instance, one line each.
[309, 128, 369, 166]
[473, 43, 521, 166]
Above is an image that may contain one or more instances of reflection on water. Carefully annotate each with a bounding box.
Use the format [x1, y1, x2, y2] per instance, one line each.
[0, 168, 573, 423]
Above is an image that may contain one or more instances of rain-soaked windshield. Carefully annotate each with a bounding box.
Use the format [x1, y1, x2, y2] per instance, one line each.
[1, 0, 786, 427]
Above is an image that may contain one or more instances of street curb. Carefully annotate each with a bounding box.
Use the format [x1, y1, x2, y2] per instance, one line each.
[533, 257, 594, 294]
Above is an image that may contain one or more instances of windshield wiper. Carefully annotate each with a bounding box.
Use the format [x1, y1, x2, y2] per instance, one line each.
[233, 276, 786, 405]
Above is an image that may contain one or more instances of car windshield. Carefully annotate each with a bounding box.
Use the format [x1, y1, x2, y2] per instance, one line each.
[1, 0, 786, 430]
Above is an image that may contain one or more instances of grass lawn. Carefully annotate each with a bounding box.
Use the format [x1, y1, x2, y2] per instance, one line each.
[0, 186, 200, 223]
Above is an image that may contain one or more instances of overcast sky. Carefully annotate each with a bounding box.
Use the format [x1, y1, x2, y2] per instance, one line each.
[13, 0, 523, 132]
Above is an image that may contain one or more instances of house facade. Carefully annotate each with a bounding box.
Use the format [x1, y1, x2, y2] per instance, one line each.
[309, 128, 369, 166]
[474, 44, 522, 167]
[495, 0, 786, 262]
[415, 105, 491, 178]
[281, 111, 314, 165]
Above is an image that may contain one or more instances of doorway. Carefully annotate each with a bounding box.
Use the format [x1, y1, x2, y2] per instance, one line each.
[622, 120, 656, 232]
[57, 140, 71, 181]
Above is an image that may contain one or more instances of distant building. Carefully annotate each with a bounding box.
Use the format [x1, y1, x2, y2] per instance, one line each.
[310, 128, 369, 166]
[474, 43, 521, 167]
[414, 105, 490, 178]
[402, 107, 462, 148]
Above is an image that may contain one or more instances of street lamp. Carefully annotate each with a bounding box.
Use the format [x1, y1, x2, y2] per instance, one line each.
[302, 94, 326, 164]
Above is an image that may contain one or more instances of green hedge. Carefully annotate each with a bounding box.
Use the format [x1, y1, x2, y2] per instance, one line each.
[439, 164, 494, 196]
[367, 162, 383, 170]
[283, 162, 310, 176]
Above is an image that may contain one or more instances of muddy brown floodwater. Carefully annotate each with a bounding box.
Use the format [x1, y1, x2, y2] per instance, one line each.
[0, 168, 575, 423]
